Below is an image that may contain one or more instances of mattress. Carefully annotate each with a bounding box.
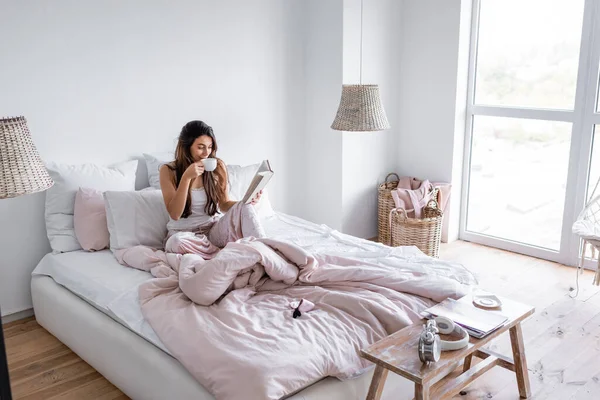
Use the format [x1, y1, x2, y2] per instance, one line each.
[32, 248, 170, 352]
[31, 212, 421, 399]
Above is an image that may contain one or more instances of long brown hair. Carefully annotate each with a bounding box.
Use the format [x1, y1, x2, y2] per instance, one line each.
[167, 121, 227, 218]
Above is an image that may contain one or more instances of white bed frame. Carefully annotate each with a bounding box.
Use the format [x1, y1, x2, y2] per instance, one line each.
[31, 275, 413, 400]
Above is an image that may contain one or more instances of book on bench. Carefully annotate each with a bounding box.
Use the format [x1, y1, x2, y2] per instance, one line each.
[421, 295, 508, 339]
[241, 160, 274, 204]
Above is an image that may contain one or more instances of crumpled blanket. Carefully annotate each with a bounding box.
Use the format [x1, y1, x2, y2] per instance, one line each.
[115, 236, 476, 400]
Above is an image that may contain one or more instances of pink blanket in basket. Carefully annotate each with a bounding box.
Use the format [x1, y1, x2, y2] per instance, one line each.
[116, 238, 475, 400]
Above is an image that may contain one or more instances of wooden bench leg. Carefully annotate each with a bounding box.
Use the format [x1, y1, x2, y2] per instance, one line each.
[415, 383, 430, 400]
[366, 365, 388, 400]
[509, 323, 531, 399]
[463, 354, 473, 372]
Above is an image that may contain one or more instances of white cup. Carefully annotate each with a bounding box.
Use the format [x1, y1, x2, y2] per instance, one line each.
[202, 157, 217, 172]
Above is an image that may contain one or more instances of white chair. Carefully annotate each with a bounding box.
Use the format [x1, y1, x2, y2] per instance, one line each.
[573, 179, 600, 286]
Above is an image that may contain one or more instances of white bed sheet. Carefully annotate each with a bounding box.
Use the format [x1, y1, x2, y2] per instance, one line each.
[32, 212, 422, 356]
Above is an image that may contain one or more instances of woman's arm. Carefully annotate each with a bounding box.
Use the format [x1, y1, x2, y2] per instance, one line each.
[160, 164, 196, 220]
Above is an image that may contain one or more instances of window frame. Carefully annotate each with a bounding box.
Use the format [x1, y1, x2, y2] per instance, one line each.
[459, 0, 600, 267]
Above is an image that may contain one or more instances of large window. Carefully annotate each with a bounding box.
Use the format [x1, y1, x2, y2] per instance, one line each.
[462, 0, 600, 266]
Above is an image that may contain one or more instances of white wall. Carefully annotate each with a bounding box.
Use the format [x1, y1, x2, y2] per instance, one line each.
[297, 0, 402, 239]
[295, 0, 403, 239]
[300, 0, 344, 229]
[341, 0, 402, 239]
[397, 0, 471, 240]
[0, 0, 471, 317]
[0, 0, 304, 316]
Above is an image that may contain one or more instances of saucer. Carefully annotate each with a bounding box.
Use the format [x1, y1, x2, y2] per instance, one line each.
[473, 294, 502, 309]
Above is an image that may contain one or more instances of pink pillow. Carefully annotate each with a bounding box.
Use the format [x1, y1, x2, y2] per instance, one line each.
[74, 187, 109, 251]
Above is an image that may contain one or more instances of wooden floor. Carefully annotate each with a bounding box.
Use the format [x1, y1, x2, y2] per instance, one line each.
[3, 240, 600, 399]
[3, 318, 126, 399]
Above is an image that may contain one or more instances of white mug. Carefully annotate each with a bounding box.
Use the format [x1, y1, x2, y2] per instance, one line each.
[202, 157, 217, 172]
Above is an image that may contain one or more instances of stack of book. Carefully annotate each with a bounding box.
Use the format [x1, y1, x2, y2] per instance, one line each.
[421, 295, 508, 339]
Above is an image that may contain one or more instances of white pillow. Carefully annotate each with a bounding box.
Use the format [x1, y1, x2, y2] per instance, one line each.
[227, 163, 275, 219]
[104, 190, 170, 251]
[45, 160, 138, 253]
[143, 152, 173, 190]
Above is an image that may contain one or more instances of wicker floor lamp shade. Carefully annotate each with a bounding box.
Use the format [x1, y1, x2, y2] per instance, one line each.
[0, 116, 53, 199]
[331, 84, 390, 131]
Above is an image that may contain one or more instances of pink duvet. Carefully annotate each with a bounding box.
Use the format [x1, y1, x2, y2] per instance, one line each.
[116, 238, 476, 400]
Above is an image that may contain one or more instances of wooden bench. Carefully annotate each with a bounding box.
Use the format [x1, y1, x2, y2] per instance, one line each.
[360, 296, 534, 400]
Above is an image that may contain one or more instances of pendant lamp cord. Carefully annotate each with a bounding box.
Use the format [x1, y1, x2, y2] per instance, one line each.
[360, 0, 363, 85]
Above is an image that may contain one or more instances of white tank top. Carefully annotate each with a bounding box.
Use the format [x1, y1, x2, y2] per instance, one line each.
[167, 188, 219, 234]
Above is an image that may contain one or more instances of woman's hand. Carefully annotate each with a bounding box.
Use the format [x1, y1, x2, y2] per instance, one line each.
[182, 162, 204, 182]
[250, 190, 263, 205]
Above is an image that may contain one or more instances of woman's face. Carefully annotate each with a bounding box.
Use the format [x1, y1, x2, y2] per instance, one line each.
[190, 135, 213, 162]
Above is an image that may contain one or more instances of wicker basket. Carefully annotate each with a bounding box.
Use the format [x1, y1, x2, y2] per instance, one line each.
[378, 173, 400, 244]
[389, 197, 443, 258]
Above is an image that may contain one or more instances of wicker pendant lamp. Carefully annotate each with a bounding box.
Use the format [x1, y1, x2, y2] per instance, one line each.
[0, 116, 53, 199]
[331, 0, 390, 132]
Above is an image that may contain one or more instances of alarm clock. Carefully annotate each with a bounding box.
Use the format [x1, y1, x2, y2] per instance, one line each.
[418, 316, 469, 363]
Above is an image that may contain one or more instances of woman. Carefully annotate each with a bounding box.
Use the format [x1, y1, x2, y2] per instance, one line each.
[159, 120, 265, 254]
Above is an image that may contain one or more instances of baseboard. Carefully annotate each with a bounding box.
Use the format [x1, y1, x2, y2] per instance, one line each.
[1, 308, 34, 325]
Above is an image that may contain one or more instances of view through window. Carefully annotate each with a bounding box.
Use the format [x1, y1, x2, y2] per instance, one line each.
[462, 0, 600, 264]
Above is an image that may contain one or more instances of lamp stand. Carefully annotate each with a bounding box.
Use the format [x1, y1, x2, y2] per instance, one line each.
[0, 307, 12, 400]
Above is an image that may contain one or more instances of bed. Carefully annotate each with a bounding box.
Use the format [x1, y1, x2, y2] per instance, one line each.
[32, 212, 422, 400]
[32, 158, 476, 399]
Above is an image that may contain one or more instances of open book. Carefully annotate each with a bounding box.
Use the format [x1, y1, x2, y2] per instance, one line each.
[241, 160, 274, 204]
